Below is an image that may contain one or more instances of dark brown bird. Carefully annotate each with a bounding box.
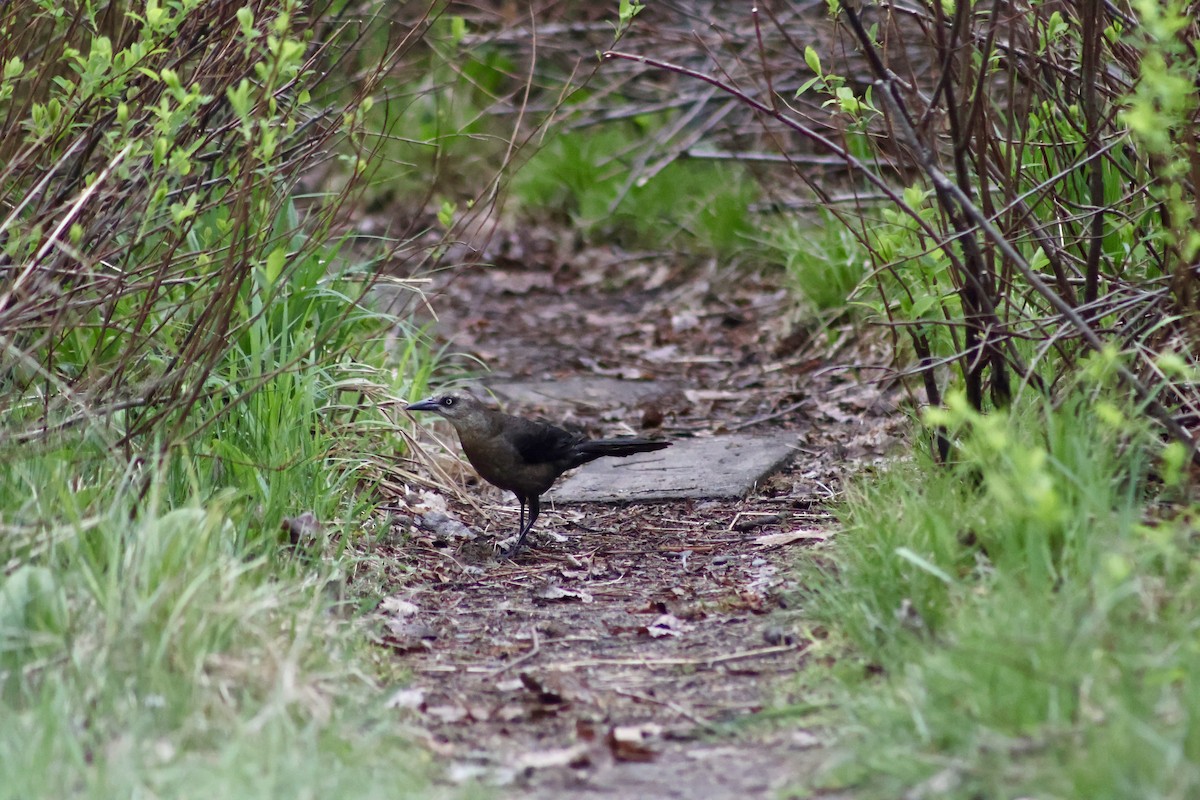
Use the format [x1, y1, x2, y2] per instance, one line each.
[405, 392, 671, 557]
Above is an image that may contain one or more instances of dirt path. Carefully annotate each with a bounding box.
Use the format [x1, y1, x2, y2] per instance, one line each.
[373, 239, 900, 797]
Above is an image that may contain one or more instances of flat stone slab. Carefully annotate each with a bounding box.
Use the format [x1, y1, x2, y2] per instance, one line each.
[487, 377, 669, 408]
[549, 435, 796, 503]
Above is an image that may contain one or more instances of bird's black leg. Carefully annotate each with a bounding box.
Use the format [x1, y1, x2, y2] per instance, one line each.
[502, 495, 540, 559]
[502, 496, 526, 558]
[526, 495, 540, 534]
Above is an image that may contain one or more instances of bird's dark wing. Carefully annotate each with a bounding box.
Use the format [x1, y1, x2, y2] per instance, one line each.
[506, 417, 582, 465]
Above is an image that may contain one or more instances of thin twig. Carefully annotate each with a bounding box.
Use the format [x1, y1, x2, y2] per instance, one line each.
[540, 642, 805, 672]
[725, 400, 808, 431]
[487, 628, 541, 677]
[613, 688, 722, 732]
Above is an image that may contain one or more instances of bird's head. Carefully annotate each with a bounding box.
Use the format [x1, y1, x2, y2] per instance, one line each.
[404, 392, 482, 423]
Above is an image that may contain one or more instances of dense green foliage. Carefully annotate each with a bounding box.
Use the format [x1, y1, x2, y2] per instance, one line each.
[514, 126, 759, 257]
[0, 1, 438, 794]
[804, 381, 1200, 798]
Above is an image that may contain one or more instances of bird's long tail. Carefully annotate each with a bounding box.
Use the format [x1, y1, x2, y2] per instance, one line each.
[576, 438, 671, 459]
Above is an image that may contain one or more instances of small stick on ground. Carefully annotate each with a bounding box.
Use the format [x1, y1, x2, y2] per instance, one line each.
[540, 643, 804, 672]
[487, 627, 541, 677]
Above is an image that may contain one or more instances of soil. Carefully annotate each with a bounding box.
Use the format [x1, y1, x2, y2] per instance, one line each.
[365, 229, 905, 799]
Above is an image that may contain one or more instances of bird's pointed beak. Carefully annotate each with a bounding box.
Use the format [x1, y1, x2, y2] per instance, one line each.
[404, 396, 440, 412]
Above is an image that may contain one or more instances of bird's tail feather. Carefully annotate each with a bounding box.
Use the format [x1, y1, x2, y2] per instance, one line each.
[576, 438, 671, 458]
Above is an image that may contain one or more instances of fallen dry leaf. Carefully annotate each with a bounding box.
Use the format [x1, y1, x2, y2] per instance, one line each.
[754, 529, 828, 548]
[606, 723, 662, 762]
[379, 596, 420, 617]
[641, 613, 692, 638]
[494, 677, 524, 693]
[445, 762, 518, 786]
[492, 270, 555, 295]
[424, 704, 469, 724]
[515, 743, 593, 770]
[534, 583, 594, 604]
[518, 672, 568, 705]
[416, 510, 475, 541]
[380, 617, 437, 653]
[384, 686, 425, 710]
[792, 729, 821, 749]
[281, 511, 321, 545]
[626, 598, 671, 615]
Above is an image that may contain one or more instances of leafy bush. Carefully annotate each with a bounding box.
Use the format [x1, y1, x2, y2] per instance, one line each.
[0, 0, 441, 793]
[590, 3, 1200, 795]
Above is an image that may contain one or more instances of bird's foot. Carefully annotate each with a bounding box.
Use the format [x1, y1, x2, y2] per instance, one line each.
[495, 533, 522, 555]
[497, 528, 566, 559]
[499, 541, 526, 560]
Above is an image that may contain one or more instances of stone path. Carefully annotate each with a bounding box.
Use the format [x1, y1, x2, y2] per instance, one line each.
[553, 434, 797, 502]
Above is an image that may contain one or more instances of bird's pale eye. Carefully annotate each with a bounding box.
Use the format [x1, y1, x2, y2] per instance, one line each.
[442, 396, 456, 407]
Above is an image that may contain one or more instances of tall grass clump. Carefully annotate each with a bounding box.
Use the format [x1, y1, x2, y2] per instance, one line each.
[514, 125, 760, 258]
[761, 211, 868, 313]
[802, 371, 1200, 798]
[0, 0, 444, 794]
